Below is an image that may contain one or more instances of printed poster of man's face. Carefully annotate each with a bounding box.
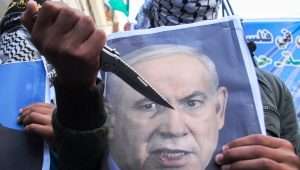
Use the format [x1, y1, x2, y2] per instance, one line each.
[105, 18, 263, 170]
[104, 45, 228, 170]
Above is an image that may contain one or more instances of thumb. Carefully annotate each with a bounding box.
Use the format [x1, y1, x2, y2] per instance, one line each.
[21, 0, 39, 32]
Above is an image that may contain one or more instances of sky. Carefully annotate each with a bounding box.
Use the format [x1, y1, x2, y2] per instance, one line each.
[229, 0, 300, 19]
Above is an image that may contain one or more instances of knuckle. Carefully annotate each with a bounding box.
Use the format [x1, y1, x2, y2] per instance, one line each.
[97, 29, 106, 41]
[59, 7, 72, 17]
[42, 1, 58, 12]
[26, 113, 35, 121]
[283, 140, 294, 149]
[223, 149, 232, 157]
[27, 124, 42, 133]
[27, 106, 37, 112]
[25, 124, 35, 131]
[30, 112, 41, 120]
[285, 152, 299, 164]
[94, 30, 106, 47]
[259, 158, 277, 169]
[63, 7, 81, 20]
[251, 146, 264, 157]
[73, 48, 91, 60]
[222, 149, 237, 162]
[82, 15, 94, 26]
[78, 16, 96, 34]
[251, 135, 265, 144]
[23, 107, 33, 114]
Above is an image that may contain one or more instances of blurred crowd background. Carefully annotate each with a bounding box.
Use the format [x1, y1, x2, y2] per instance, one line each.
[0, 0, 144, 34]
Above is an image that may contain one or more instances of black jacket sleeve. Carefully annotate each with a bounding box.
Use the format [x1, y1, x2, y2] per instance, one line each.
[52, 80, 108, 170]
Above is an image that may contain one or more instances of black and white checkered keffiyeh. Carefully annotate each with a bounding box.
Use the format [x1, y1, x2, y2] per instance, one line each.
[0, 0, 56, 84]
[0, 0, 41, 64]
[0, 27, 40, 64]
[135, 0, 221, 29]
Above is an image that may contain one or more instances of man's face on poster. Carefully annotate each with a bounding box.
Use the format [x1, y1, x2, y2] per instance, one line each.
[107, 53, 228, 170]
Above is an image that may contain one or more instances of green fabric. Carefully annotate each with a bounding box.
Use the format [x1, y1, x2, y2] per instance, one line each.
[256, 68, 300, 155]
[108, 0, 129, 16]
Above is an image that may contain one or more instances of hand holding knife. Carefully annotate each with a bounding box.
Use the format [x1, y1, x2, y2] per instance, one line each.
[26, 0, 173, 109]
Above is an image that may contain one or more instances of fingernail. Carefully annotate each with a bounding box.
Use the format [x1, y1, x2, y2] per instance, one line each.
[222, 145, 229, 151]
[24, 125, 29, 131]
[221, 165, 231, 170]
[27, 0, 38, 8]
[215, 153, 223, 164]
[17, 116, 22, 124]
[27, 0, 33, 6]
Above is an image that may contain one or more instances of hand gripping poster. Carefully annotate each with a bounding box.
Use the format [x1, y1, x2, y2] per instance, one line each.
[103, 16, 265, 170]
[0, 60, 50, 170]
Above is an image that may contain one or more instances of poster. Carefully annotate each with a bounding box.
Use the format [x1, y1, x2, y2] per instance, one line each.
[104, 17, 265, 170]
[243, 19, 300, 123]
[0, 60, 50, 170]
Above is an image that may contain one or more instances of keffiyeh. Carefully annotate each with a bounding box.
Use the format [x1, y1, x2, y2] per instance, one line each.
[0, 0, 40, 64]
[0, 0, 56, 83]
[135, 0, 221, 29]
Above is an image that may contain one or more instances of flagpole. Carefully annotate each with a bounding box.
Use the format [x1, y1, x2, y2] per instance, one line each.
[126, 0, 129, 16]
[222, 0, 235, 17]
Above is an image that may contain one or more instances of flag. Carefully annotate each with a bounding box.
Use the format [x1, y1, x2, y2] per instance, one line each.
[107, 0, 129, 16]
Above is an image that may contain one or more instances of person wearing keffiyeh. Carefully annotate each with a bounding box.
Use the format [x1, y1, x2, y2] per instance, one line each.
[135, 0, 221, 29]
[133, 0, 300, 170]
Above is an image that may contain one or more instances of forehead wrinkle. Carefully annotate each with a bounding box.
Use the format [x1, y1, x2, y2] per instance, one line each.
[178, 91, 208, 103]
[134, 54, 215, 86]
[105, 45, 219, 110]
[121, 44, 219, 89]
[132, 55, 216, 102]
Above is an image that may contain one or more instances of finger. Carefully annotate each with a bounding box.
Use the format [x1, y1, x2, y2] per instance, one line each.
[33, 1, 62, 29]
[63, 29, 106, 76]
[50, 6, 81, 36]
[31, 1, 62, 48]
[22, 103, 55, 112]
[216, 144, 299, 166]
[21, 0, 39, 32]
[21, 103, 55, 115]
[24, 123, 54, 140]
[220, 158, 283, 170]
[226, 145, 275, 162]
[85, 29, 106, 51]
[19, 104, 54, 122]
[22, 102, 55, 109]
[226, 134, 288, 149]
[80, 29, 106, 63]
[25, 102, 54, 108]
[21, 112, 51, 126]
[64, 15, 95, 47]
